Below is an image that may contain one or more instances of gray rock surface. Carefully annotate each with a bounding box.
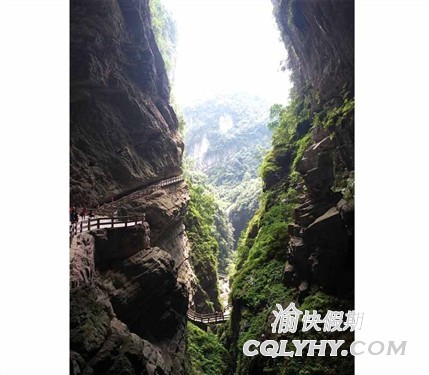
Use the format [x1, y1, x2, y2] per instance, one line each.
[70, 0, 183, 207]
[70, 1, 192, 373]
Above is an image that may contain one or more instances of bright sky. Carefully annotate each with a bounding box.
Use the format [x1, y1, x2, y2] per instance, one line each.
[162, 0, 292, 107]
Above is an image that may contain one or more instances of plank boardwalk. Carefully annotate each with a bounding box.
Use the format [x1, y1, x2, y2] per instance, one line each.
[70, 175, 229, 324]
[70, 215, 145, 237]
[96, 175, 184, 215]
[187, 309, 230, 324]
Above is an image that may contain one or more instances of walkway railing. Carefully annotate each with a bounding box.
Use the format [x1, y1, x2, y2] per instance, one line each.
[187, 308, 230, 324]
[70, 216, 145, 237]
[95, 175, 184, 214]
[70, 177, 184, 242]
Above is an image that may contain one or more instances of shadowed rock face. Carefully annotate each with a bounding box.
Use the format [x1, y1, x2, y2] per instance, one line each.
[269, 0, 355, 298]
[70, 227, 189, 375]
[70, 1, 192, 373]
[274, 0, 354, 100]
[70, 0, 183, 207]
[226, 2, 354, 374]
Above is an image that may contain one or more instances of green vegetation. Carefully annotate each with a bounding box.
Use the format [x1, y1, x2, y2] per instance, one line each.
[185, 322, 229, 375]
[185, 170, 234, 275]
[185, 173, 235, 311]
[149, 0, 177, 79]
[185, 178, 221, 310]
[259, 95, 311, 188]
[227, 96, 309, 374]
[184, 93, 272, 243]
[213, 202, 235, 274]
[186, 181, 219, 275]
[225, 90, 354, 374]
[183, 88, 354, 374]
[313, 91, 355, 129]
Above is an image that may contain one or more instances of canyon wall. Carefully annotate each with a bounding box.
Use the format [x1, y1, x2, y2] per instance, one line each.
[70, 1, 193, 373]
[70, 183, 191, 374]
[70, 0, 183, 207]
[226, 1, 355, 374]
[274, 0, 355, 301]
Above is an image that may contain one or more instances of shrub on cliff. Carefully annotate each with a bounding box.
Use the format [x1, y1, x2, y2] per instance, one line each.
[185, 322, 229, 375]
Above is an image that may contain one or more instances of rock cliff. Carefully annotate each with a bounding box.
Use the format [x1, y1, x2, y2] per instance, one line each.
[70, 0, 183, 207]
[226, 1, 355, 374]
[70, 1, 192, 374]
[274, 0, 354, 100]
[70, 227, 188, 374]
[274, 0, 355, 300]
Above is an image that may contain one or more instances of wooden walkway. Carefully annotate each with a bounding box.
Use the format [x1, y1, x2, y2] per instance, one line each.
[95, 175, 184, 215]
[187, 308, 230, 324]
[70, 174, 230, 323]
[70, 215, 145, 237]
[70, 175, 183, 238]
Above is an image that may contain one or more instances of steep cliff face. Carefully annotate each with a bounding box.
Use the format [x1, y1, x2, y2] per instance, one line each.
[273, 0, 354, 100]
[273, 0, 355, 302]
[226, 1, 354, 374]
[70, 0, 183, 207]
[70, 184, 191, 374]
[70, 1, 192, 374]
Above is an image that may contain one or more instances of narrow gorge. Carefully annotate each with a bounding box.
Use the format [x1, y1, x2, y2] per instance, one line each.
[70, 1, 354, 374]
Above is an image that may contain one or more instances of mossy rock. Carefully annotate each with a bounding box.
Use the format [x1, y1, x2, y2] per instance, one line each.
[70, 287, 111, 356]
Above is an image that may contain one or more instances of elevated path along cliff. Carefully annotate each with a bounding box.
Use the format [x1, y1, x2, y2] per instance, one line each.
[187, 305, 231, 324]
[70, 174, 230, 325]
[95, 175, 184, 215]
[70, 175, 184, 237]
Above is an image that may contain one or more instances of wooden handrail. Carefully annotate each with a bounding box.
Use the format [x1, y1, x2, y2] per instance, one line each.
[187, 308, 230, 324]
[70, 175, 183, 244]
[70, 216, 145, 238]
[92, 175, 184, 213]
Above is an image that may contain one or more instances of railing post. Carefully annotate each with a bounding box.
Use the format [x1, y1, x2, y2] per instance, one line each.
[125, 217, 128, 228]
[79, 221, 83, 233]
[87, 218, 90, 231]
[135, 217, 137, 226]
[97, 218, 100, 229]
[111, 217, 114, 228]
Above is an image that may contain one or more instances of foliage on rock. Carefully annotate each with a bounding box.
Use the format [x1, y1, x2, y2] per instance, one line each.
[185, 176, 234, 311]
[185, 322, 229, 375]
[150, 0, 177, 81]
[225, 1, 355, 369]
[183, 93, 272, 242]
[226, 88, 354, 375]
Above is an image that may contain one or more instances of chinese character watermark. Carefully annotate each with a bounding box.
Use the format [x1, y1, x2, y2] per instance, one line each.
[271, 303, 364, 333]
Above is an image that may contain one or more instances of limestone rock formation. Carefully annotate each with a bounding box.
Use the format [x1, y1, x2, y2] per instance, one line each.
[226, 1, 355, 374]
[70, 225, 189, 374]
[70, 0, 184, 207]
[272, 0, 355, 298]
[70, 1, 192, 373]
[70, 233, 96, 291]
[287, 124, 354, 297]
[273, 0, 354, 100]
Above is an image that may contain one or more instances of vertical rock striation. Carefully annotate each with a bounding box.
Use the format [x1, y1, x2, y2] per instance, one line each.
[274, 0, 354, 99]
[70, 0, 183, 207]
[274, 0, 355, 299]
[70, 0, 192, 373]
